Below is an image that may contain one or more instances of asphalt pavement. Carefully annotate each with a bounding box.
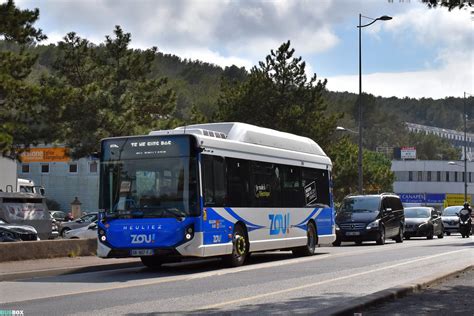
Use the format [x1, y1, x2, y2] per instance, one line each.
[0, 235, 472, 315]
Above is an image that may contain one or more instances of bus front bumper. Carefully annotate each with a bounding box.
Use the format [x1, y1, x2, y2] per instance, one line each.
[97, 232, 206, 258]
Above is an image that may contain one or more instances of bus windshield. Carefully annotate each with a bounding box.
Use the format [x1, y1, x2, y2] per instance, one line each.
[100, 135, 199, 218]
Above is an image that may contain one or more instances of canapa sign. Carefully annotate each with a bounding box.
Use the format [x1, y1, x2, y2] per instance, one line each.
[20, 147, 70, 163]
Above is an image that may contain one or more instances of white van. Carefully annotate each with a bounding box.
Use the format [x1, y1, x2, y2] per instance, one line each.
[17, 178, 45, 196]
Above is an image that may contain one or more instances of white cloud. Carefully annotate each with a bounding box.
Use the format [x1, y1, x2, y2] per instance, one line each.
[14, 0, 473, 99]
[170, 48, 254, 70]
[384, 7, 473, 50]
[327, 5, 474, 99]
[326, 50, 473, 99]
[17, 0, 342, 63]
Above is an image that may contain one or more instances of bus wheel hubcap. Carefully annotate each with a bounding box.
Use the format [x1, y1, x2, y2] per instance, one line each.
[235, 236, 246, 256]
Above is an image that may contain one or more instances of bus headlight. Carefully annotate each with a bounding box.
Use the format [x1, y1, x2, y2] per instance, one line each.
[185, 225, 194, 241]
[98, 229, 107, 242]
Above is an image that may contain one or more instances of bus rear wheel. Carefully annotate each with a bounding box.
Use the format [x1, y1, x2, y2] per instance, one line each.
[223, 225, 248, 267]
[141, 256, 164, 270]
[293, 222, 317, 257]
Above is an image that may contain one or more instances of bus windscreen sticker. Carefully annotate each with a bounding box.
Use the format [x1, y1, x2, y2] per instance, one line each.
[304, 181, 318, 205]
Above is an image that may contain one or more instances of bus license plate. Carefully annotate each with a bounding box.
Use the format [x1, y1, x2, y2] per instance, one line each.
[346, 232, 360, 236]
[131, 249, 154, 256]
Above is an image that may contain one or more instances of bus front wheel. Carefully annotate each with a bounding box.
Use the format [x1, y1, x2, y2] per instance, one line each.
[223, 224, 248, 267]
[292, 222, 318, 257]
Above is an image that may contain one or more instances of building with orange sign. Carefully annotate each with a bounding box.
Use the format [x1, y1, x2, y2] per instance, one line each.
[17, 146, 99, 212]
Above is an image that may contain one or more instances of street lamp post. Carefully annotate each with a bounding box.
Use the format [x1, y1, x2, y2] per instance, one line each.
[463, 92, 473, 203]
[336, 126, 358, 134]
[357, 14, 392, 194]
[464, 92, 467, 202]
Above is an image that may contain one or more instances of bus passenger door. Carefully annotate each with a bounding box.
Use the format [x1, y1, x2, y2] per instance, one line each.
[201, 155, 231, 255]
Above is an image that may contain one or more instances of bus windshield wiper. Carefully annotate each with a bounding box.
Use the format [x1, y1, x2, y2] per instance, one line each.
[133, 207, 186, 220]
[161, 207, 186, 220]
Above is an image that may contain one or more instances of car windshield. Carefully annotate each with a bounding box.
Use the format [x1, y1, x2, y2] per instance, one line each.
[405, 208, 430, 218]
[339, 197, 380, 213]
[442, 206, 462, 216]
[51, 212, 65, 219]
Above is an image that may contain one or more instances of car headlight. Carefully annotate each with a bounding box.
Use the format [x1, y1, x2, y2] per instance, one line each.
[418, 222, 428, 227]
[335, 224, 340, 231]
[366, 220, 379, 230]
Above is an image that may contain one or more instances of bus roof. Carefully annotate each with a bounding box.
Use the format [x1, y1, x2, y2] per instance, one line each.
[149, 122, 328, 158]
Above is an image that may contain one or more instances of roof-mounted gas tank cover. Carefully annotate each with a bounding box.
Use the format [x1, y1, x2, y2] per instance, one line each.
[149, 122, 327, 157]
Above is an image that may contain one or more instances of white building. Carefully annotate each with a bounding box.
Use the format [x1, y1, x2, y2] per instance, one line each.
[17, 147, 99, 212]
[406, 122, 474, 160]
[392, 160, 474, 211]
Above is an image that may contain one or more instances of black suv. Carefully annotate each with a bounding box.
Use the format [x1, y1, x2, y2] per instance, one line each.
[333, 193, 405, 246]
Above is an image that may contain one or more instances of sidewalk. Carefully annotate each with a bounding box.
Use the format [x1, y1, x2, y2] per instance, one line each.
[361, 266, 474, 315]
[0, 256, 141, 281]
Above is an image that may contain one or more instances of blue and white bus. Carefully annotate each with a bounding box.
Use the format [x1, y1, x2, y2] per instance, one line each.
[97, 123, 335, 267]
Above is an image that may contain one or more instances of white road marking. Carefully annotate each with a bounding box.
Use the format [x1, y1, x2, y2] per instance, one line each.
[198, 249, 471, 310]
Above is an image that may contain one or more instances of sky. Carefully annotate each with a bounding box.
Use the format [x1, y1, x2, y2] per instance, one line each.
[14, 0, 474, 99]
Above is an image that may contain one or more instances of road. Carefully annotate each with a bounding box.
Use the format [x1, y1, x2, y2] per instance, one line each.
[0, 236, 472, 315]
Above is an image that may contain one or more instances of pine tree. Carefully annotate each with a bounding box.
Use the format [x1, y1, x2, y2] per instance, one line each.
[48, 26, 176, 158]
[0, 0, 48, 157]
[216, 41, 341, 150]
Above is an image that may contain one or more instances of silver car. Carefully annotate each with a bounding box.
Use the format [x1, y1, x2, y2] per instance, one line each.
[64, 221, 97, 239]
[441, 206, 463, 235]
[59, 213, 98, 237]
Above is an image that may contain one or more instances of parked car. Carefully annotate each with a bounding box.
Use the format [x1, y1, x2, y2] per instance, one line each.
[49, 218, 59, 239]
[64, 221, 97, 239]
[0, 192, 52, 240]
[404, 207, 444, 239]
[441, 206, 463, 235]
[0, 219, 39, 242]
[49, 211, 67, 222]
[333, 193, 405, 246]
[59, 212, 98, 237]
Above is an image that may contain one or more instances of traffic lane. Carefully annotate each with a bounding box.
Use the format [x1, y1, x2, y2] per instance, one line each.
[0, 236, 454, 303]
[1, 237, 471, 314]
[0, 237, 468, 299]
[6, 247, 470, 315]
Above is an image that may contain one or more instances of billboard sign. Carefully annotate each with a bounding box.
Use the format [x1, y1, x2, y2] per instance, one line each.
[444, 194, 472, 207]
[399, 193, 426, 203]
[401, 147, 416, 160]
[20, 147, 70, 163]
[398, 193, 446, 204]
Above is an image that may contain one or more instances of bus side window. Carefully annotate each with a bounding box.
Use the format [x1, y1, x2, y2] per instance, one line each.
[281, 166, 303, 207]
[251, 161, 280, 207]
[202, 156, 226, 207]
[202, 156, 215, 206]
[302, 168, 330, 207]
[226, 158, 250, 207]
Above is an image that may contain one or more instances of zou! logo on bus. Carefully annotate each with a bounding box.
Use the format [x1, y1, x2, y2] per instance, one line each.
[268, 213, 290, 235]
[131, 234, 155, 244]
